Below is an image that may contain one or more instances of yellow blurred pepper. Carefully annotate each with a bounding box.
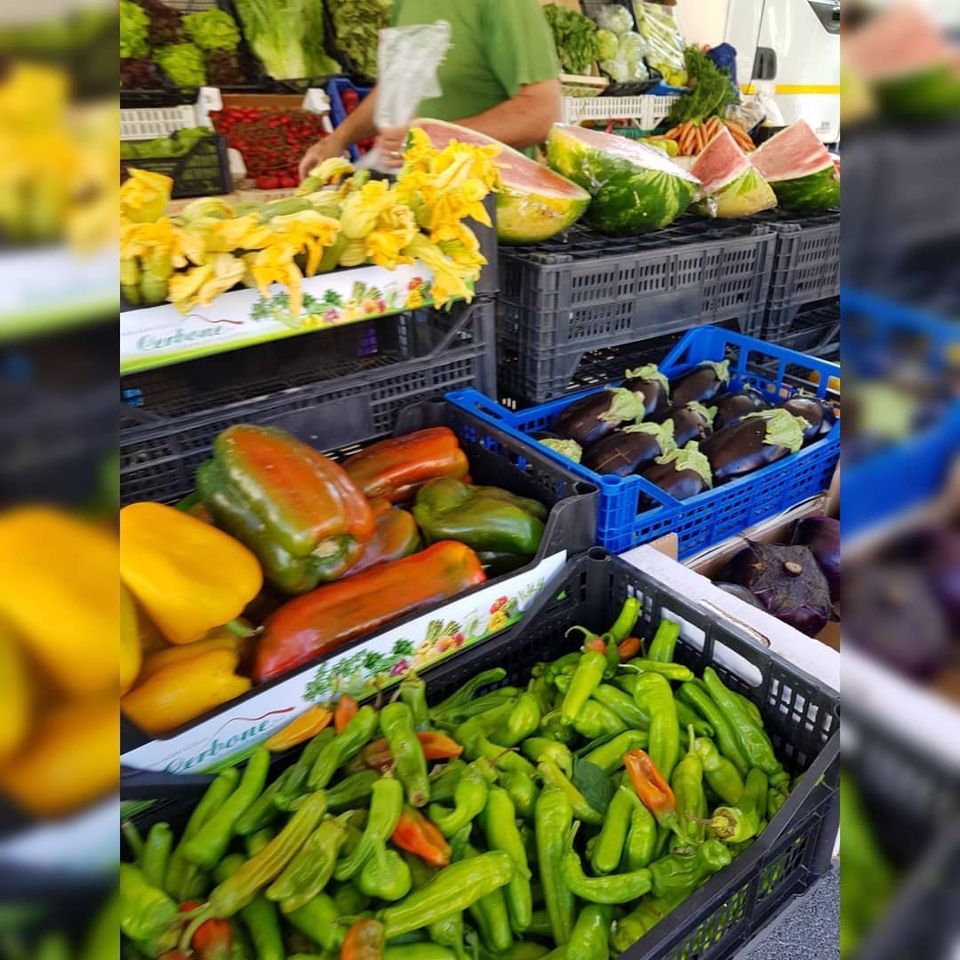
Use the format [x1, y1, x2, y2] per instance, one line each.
[121, 648, 252, 735]
[120, 584, 141, 696]
[0, 507, 116, 698]
[120, 502, 263, 646]
[138, 623, 247, 683]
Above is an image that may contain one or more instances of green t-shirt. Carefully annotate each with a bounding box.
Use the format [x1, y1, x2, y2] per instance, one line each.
[390, 0, 559, 122]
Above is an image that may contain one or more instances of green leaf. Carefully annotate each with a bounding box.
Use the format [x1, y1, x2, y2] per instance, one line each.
[572, 758, 616, 814]
[392, 638, 415, 657]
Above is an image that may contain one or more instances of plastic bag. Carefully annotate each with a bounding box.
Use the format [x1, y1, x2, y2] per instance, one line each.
[596, 28, 620, 60]
[360, 20, 452, 171]
[632, 0, 687, 86]
[595, 3, 634, 35]
[600, 58, 630, 83]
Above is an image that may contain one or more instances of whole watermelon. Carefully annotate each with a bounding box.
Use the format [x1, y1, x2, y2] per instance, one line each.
[546, 124, 700, 235]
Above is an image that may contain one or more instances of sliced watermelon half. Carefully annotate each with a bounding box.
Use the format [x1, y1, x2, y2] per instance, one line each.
[751, 120, 840, 213]
[690, 127, 776, 219]
[411, 118, 590, 244]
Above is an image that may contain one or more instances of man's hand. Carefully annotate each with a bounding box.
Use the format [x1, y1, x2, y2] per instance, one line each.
[298, 137, 345, 182]
[376, 125, 408, 169]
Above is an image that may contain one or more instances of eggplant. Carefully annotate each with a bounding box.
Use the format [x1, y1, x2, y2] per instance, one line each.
[902, 526, 960, 629]
[715, 582, 764, 608]
[582, 420, 676, 477]
[659, 401, 715, 446]
[702, 409, 807, 484]
[538, 437, 584, 463]
[711, 389, 768, 431]
[623, 364, 670, 417]
[641, 441, 713, 502]
[792, 516, 840, 602]
[553, 388, 647, 448]
[670, 359, 731, 407]
[781, 396, 837, 443]
[726, 542, 833, 637]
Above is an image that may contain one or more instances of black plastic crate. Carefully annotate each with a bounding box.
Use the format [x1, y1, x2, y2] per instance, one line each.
[121, 297, 498, 504]
[124, 550, 840, 960]
[120, 132, 231, 199]
[497, 217, 776, 406]
[757, 210, 840, 342]
[765, 298, 840, 362]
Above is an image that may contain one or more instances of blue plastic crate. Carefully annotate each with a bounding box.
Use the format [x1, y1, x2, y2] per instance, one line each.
[448, 327, 840, 558]
[326, 77, 372, 161]
[842, 287, 960, 537]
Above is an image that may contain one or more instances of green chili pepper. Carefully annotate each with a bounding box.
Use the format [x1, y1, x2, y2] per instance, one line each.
[590, 684, 650, 729]
[566, 903, 612, 960]
[491, 693, 542, 748]
[324, 768, 379, 811]
[430, 669, 510, 722]
[768, 782, 788, 820]
[726, 686, 764, 729]
[534, 786, 575, 946]
[710, 768, 768, 844]
[384, 947, 460, 960]
[671, 727, 706, 843]
[675, 699, 714, 739]
[465, 844, 513, 953]
[429, 760, 490, 837]
[266, 816, 347, 911]
[308, 704, 379, 789]
[524, 910, 554, 939]
[335, 775, 404, 880]
[184, 748, 270, 870]
[702, 669, 783, 778]
[623, 660, 694, 682]
[381, 701, 431, 808]
[122, 820, 144, 859]
[527, 675, 554, 716]
[560, 646, 607, 725]
[646, 619, 680, 663]
[234, 768, 290, 837]
[561, 833, 652, 903]
[582, 729, 648, 775]
[166, 767, 239, 898]
[214, 853, 284, 960]
[333, 881, 370, 915]
[481, 787, 533, 934]
[590, 784, 638, 875]
[399, 674, 431, 731]
[481, 944, 550, 960]
[623, 795, 659, 871]
[677, 683, 749, 775]
[609, 892, 684, 952]
[286, 893, 343, 952]
[498, 769, 540, 822]
[572, 699, 627, 740]
[521, 737, 573, 777]
[405, 853, 466, 959]
[430, 759, 466, 803]
[140, 822, 173, 891]
[81, 890, 119, 960]
[633, 673, 680, 783]
[537, 760, 603, 825]
[545, 651, 581, 685]
[358, 840, 413, 901]
[649, 839, 732, 899]
[274, 728, 336, 811]
[119, 863, 178, 943]
[245, 826, 274, 856]
[538, 710, 574, 745]
[378, 851, 515, 939]
[608, 597, 641, 644]
[693, 737, 744, 805]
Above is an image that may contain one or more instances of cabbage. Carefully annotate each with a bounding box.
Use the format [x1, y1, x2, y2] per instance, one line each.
[618, 31, 645, 64]
[600, 59, 629, 83]
[596, 28, 619, 60]
[595, 3, 634, 35]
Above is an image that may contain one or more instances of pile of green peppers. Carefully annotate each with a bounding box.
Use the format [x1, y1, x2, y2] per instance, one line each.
[119, 601, 795, 960]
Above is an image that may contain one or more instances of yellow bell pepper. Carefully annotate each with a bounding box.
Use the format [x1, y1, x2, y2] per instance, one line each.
[0, 629, 30, 761]
[0, 507, 116, 698]
[120, 583, 141, 696]
[138, 623, 247, 683]
[121, 647, 252, 735]
[120, 502, 263, 646]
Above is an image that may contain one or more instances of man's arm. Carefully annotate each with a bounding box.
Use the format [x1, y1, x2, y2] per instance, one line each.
[298, 87, 380, 180]
[456, 79, 562, 150]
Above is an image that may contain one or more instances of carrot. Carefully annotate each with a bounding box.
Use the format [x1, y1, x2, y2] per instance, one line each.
[334, 694, 359, 734]
[678, 123, 697, 155]
[663, 126, 682, 141]
[693, 124, 705, 154]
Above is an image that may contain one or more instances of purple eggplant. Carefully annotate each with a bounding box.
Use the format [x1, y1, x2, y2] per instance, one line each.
[538, 437, 584, 463]
[658, 401, 715, 446]
[641, 441, 713, 502]
[727, 542, 833, 637]
[623, 364, 671, 417]
[781, 396, 837, 443]
[702, 409, 807, 484]
[903, 526, 960, 629]
[711, 389, 768, 431]
[715, 582, 764, 608]
[553, 388, 647, 448]
[582, 420, 676, 477]
[670, 360, 731, 407]
[792, 516, 840, 602]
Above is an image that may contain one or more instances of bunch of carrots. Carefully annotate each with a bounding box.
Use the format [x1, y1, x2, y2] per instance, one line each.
[661, 116, 756, 157]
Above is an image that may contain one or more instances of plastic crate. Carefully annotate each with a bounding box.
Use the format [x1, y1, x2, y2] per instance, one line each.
[451, 325, 841, 557]
[562, 93, 679, 128]
[124, 551, 840, 960]
[120, 132, 231, 199]
[766, 298, 840, 361]
[758, 210, 840, 342]
[497, 218, 776, 407]
[326, 76, 372, 161]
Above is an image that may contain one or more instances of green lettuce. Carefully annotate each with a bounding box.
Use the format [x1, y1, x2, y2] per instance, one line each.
[233, 0, 339, 80]
[120, 0, 150, 59]
[155, 42, 206, 87]
[183, 9, 240, 52]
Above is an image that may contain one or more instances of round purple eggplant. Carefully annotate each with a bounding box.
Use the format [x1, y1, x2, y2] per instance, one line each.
[702, 409, 807, 484]
[670, 359, 731, 407]
[582, 420, 676, 477]
[641, 441, 713, 503]
[553, 388, 647, 448]
[623, 364, 671, 417]
[715, 582, 763, 608]
[781, 396, 837, 443]
[726, 542, 833, 637]
[792, 516, 840, 602]
[711, 389, 768, 431]
[659, 401, 715, 446]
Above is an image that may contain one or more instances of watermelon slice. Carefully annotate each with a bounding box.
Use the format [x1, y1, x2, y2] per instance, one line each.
[545, 124, 699, 235]
[411, 118, 589, 245]
[751, 120, 840, 213]
[690, 127, 777, 219]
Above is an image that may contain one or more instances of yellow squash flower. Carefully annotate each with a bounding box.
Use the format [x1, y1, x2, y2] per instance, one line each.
[246, 245, 306, 315]
[366, 204, 417, 270]
[311, 157, 355, 185]
[404, 234, 474, 308]
[168, 253, 246, 313]
[339, 180, 396, 240]
[120, 168, 173, 223]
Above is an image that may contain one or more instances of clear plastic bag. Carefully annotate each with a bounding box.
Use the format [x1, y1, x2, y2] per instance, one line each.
[596, 28, 620, 60]
[632, 0, 687, 86]
[595, 3, 634, 35]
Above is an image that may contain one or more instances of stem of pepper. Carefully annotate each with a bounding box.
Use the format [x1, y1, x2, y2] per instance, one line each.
[223, 619, 261, 640]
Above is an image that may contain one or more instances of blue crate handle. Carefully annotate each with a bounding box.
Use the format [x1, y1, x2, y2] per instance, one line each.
[326, 77, 373, 163]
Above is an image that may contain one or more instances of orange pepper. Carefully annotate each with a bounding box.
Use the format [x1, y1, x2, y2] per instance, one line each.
[618, 636, 643, 661]
[264, 705, 333, 752]
[341, 919, 384, 960]
[122, 648, 251, 735]
[335, 694, 359, 734]
[624, 749, 677, 824]
[361, 731, 464, 771]
[391, 806, 451, 867]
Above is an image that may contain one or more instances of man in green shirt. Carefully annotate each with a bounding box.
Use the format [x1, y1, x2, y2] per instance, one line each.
[298, 0, 561, 178]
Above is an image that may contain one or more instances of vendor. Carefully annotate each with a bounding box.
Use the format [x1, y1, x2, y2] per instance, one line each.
[299, 0, 562, 178]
